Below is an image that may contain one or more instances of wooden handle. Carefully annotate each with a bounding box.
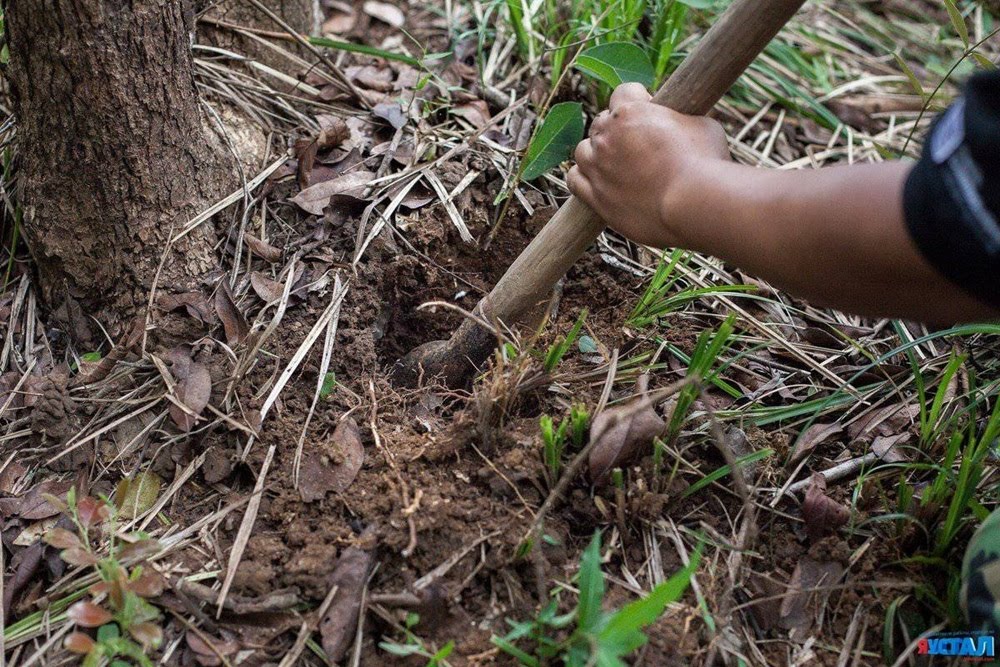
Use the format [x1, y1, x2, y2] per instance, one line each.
[398, 0, 807, 387]
[480, 0, 806, 324]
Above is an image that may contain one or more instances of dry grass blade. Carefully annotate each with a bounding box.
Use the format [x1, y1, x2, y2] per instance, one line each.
[216, 443, 275, 616]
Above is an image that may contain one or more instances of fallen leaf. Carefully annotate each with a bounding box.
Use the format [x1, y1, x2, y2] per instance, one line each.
[291, 170, 375, 216]
[214, 281, 250, 346]
[872, 433, 909, 463]
[588, 375, 665, 484]
[168, 349, 212, 432]
[294, 117, 351, 187]
[363, 0, 404, 27]
[67, 601, 113, 627]
[801, 473, 851, 542]
[787, 423, 843, 468]
[44, 527, 83, 550]
[299, 417, 365, 502]
[348, 65, 394, 92]
[3, 542, 43, 618]
[452, 99, 491, 129]
[157, 291, 214, 324]
[250, 272, 285, 303]
[320, 546, 372, 662]
[244, 234, 283, 263]
[372, 102, 407, 129]
[186, 630, 241, 667]
[847, 403, 919, 440]
[114, 471, 163, 519]
[322, 11, 355, 34]
[18, 479, 74, 520]
[0, 462, 28, 494]
[62, 546, 100, 567]
[14, 517, 58, 546]
[746, 571, 785, 632]
[779, 556, 845, 640]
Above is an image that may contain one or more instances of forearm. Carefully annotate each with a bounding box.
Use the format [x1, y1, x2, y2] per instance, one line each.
[671, 160, 1000, 322]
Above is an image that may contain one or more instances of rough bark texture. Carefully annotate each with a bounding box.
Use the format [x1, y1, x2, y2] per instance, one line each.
[199, 0, 320, 68]
[4, 0, 234, 339]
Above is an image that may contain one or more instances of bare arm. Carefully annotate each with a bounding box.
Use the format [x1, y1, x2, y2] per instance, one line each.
[568, 83, 1000, 323]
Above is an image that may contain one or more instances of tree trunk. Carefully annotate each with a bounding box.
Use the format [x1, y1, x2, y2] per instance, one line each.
[5, 0, 235, 340]
[199, 0, 320, 69]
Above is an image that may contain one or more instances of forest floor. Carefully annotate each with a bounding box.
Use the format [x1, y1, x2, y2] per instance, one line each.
[2, 0, 1000, 665]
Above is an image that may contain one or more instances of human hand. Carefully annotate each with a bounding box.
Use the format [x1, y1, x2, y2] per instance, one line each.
[567, 82, 731, 249]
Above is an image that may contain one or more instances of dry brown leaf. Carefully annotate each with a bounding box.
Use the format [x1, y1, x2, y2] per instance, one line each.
[18, 479, 74, 520]
[320, 546, 372, 662]
[779, 556, 845, 639]
[157, 291, 214, 324]
[872, 432, 910, 463]
[348, 65, 394, 92]
[186, 630, 241, 667]
[363, 0, 404, 27]
[0, 462, 27, 495]
[787, 422, 843, 468]
[214, 281, 249, 346]
[3, 542, 43, 618]
[322, 11, 355, 34]
[588, 376, 665, 485]
[847, 403, 919, 440]
[452, 99, 491, 129]
[168, 349, 212, 432]
[372, 102, 407, 129]
[299, 417, 365, 502]
[243, 234, 283, 263]
[801, 473, 851, 542]
[291, 170, 375, 216]
[250, 271, 285, 303]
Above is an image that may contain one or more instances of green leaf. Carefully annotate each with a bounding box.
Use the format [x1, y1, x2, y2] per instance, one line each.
[320, 372, 337, 399]
[893, 53, 925, 100]
[97, 623, 121, 642]
[574, 42, 654, 88]
[598, 544, 702, 655]
[308, 36, 424, 67]
[942, 0, 969, 47]
[682, 449, 773, 498]
[576, 532, 605, 633]
[972, 51, 997, 70]
[378, 641, 423, 656]
[430, 641, 455, 665]
[81, 352, 102, 363]
[675, 0, 715, 7]
[492, 636, 539, 666]
[114, 471, 163, 519]
[522, 102, 584, 181]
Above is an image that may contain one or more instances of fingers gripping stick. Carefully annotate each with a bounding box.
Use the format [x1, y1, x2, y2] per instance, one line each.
[392, 0, 808, 388]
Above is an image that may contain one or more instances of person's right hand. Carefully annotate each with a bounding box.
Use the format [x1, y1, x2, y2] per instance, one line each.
[567, 82, 732, 249]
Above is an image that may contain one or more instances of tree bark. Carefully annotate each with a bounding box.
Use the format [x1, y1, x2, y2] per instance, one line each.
[198, 0, 320, 68]
[4, 0, 235, 340]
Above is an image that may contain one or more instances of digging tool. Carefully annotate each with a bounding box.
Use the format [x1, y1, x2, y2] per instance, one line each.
[392, 0, 808, 388]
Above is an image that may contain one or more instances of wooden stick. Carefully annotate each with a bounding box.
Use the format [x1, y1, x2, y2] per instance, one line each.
[393, 0, 808, 387]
